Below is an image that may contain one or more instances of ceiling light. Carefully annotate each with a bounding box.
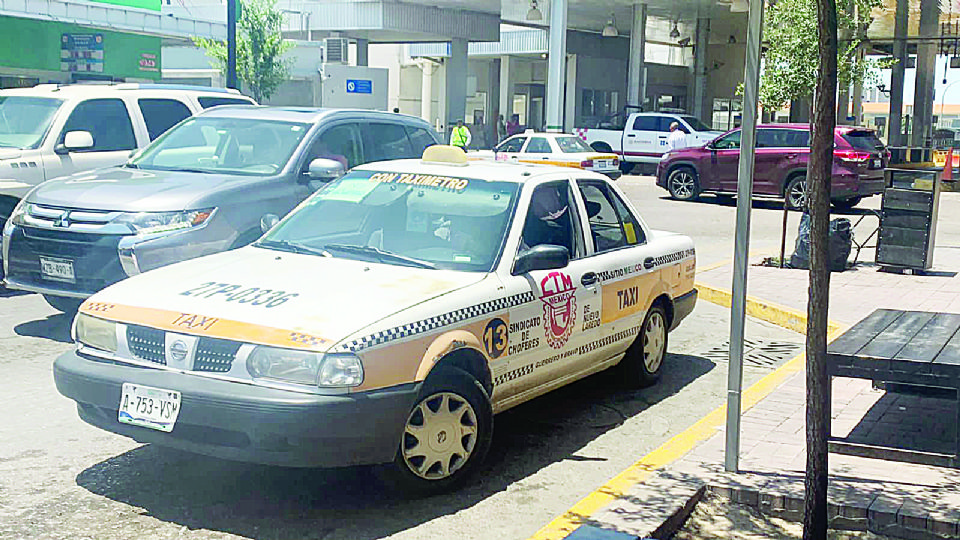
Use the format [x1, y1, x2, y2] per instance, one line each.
[670, 23, 680, 39]
[602, 13, 618, 37]
[527, 0, 542, 21]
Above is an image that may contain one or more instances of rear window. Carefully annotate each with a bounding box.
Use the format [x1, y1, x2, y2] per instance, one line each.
[555, 136, 593, 153]
[198, 96, 255, 109]
[842, 130, 885, 152]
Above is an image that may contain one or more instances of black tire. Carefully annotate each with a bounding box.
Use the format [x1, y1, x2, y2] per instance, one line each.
[619, 161, 635, 175]
[832, 197, 862, 211]
[784, 175, 807, 211]
[617, 305, 668, 388]
[43, 295, 83, 313]
[667, 167, 700, 201]
[382, 366, 493, 496]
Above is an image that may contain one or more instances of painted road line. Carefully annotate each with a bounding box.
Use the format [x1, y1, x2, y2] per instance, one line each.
[695, 281, 842, 336]
[529, 298, 845, 540]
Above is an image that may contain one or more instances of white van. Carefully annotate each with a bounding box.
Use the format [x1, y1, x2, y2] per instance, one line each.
[0, 83, 255, 223]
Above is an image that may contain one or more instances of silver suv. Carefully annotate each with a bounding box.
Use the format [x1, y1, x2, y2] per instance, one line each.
[2, 106, 441, 311]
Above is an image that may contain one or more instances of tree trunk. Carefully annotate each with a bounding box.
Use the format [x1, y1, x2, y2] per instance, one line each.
[804, 0, 837, 537]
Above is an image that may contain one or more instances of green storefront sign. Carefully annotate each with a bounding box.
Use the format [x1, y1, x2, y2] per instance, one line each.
[91, 0, 161, 12]
[0, 16, 161, 80]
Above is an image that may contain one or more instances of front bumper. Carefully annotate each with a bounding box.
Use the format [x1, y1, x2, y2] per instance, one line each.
[670, 288, 697, 331]
[54, 350, 420, 468]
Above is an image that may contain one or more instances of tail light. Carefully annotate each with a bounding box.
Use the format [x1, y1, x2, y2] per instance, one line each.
[580, 159, 594, 168]
[612, 158, 619, 166]
[834, 149, 871, 163]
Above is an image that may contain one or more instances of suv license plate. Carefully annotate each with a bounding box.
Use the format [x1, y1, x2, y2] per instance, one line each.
[118, 383, 181, 432]
[870, 158, 882, 169]
[39, 257, 75, 283]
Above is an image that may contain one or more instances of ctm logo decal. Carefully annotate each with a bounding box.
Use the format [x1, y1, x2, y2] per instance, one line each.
[540, 271, 577, 349]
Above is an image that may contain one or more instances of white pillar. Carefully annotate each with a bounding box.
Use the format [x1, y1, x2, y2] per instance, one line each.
[692, 15, 710, 120]
[545, 0, 568, 132]
[420, 60, 433, 123]
[499, 56, 515, 123]
[446, 38, 469, 140]
[356, 39, 369, 67]
[627, 3, 647, 108]
[564, 54, 577, 132]
[888, 0, 908, 146]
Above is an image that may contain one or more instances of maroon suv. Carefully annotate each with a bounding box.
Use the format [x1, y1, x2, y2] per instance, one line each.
[656, 124, 887, 210]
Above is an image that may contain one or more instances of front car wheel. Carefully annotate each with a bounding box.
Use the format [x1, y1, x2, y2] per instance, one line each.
[667, 168, 700, 201]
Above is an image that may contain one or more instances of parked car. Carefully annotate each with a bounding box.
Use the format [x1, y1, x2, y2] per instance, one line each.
[0, 83, 256, 225]
[53, 145, 697, 492]
[2, 106, 441, 311]
[656, 124, 888, 210]
[481, 130, 621, 179]
[575, 112, 722, 174]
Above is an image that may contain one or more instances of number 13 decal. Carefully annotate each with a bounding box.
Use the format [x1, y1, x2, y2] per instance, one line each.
[483, 317, 508, 359]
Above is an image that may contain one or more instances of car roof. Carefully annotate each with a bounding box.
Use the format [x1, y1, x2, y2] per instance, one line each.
[755, 123, 876, 133]
[0, 83, 249, 99]
[352, 155, 591, 184]
[514, 131, 582, 138]
[197, 105, 433, 126]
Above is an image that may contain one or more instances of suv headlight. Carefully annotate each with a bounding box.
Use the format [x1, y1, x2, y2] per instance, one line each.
[246, 347, 364, 387]
[6, 199, 30, 227]
[115, 208, 215, 236]
[75, 313, 118, 353]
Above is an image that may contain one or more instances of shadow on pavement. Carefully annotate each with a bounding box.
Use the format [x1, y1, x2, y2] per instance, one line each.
[843, 387, 957, 455]
[15, 311, 73, 343]
[75, 352, 715, 539]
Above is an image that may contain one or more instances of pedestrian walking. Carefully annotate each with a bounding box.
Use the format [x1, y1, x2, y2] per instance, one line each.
[506, 114, 521, 136]
[451, 119, 472, 150]
[667, 121, 687, 151]
[497, 114, 507, 142]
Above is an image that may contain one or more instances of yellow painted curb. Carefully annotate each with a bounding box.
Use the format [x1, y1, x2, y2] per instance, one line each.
[529, 286, 846, 540]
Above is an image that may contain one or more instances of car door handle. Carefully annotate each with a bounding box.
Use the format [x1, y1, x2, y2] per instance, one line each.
[643, 257, 656, 270]
[627, 134, 636, 138]
[785, 153, 798, 159]
[581, 272, 599, 286]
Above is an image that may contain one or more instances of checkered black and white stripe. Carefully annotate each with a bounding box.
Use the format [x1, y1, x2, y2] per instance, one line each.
[338, 291, 536, 352]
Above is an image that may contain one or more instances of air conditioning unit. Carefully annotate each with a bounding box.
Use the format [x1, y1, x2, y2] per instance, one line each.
[323, 37, 349, 64]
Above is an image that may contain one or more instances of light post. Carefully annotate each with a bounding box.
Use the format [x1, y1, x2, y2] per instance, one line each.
[939, 79, 960, 129]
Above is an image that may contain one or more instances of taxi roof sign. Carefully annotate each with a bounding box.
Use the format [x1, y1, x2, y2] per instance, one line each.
[422, 145, 469, 166]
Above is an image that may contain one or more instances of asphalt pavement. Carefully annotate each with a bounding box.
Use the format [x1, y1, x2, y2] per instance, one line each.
[0, 175, 809, 540]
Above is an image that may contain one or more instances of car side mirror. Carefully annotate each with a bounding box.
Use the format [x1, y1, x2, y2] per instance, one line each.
[307, 158, 345, 182]
[55, 131, 94, 154]
[260, 213, 280, 234]
[512, 244, 570, 276]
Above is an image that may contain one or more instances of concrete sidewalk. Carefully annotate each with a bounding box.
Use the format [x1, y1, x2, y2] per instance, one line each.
[533, 249, 960, 539]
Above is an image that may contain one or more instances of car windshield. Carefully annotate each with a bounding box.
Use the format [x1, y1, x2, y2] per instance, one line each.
[0, 96, 63, 149]
[842, 130, 885, 152]
[130, 116, 309, 176]
[555, 136, 594, 153]
[681, 116, 713, 132]
[259, 169, 520, 272]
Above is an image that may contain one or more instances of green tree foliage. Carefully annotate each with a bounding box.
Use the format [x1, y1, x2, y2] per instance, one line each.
[194, 0, 294, 103]
[758, 0, 890, 110]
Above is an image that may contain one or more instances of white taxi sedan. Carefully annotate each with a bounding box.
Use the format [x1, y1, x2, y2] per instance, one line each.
[490, 131, 622, 180]
[54, 146, 696, 493]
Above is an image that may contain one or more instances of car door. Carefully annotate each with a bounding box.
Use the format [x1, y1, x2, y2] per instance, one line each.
[521, 136, 554, 164]
[300, 122, 364, 190]
[574, 179, 660, 365]
[623, 115, 660, 160]
[704, 129, 741, 193]
[41, 98, 140, 181]
[491, 178, 602, 403]
[754, 128, 806, 195]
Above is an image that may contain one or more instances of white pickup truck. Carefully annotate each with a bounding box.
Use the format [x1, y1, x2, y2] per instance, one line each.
[575, 112, 722, 173]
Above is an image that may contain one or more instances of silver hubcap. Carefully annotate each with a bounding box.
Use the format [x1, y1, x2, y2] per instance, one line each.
[788, 179, 807, 208]
[402, 392, 478, 480]
[670, 172, 695, 199]
[643, 311, 666, 373]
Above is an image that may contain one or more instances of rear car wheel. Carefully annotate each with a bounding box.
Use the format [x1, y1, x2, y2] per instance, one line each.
[383, 366, 493, 495]
[784, 175, 807, 211]
[832, 197, 862, 210]
[619, 161, 635, 175]
[667, 167, 700, 201]
[617, 305, 668, 388]
[43, 295, 83, 313]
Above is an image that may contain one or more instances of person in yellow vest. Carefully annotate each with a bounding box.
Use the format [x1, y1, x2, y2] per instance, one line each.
[451, 119, 472, 151]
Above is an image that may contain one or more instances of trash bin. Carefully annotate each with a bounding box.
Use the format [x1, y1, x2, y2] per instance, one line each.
[790, 213, 853, 272]
[877, 168, 941, 271]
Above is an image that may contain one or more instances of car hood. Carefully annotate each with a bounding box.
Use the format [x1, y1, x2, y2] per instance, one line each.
[80, 247, 487, 352]
[0, 147, 22, 160]
[26, 166, 258, 211]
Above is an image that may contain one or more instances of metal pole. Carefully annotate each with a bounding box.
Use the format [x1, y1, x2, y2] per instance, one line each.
[227, 0, 238, 90]
[780, 204, 788, 269]
[725, 0, 764, 474]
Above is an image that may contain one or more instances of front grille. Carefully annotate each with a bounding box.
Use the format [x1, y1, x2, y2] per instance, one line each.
[5, 226, 127, 294]
[195, 337, 242, 372]
[127, 325, 166, 365]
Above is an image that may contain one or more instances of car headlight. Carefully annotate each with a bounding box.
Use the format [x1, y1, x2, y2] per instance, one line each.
[114, 208, 215, 236]
[75, 313, 118, 353]
[246, 346, 363, 387]
[6, 199, 30, 227]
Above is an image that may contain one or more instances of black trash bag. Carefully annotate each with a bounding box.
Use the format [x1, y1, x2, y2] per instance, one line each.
[789, 213, 853, 272]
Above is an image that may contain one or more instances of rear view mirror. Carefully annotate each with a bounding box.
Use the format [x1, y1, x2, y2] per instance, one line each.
[260, 213, 280, 233]
[512, 244, 570, 275]
[55, 130, 94, 154]
[307, 158, 345, 182]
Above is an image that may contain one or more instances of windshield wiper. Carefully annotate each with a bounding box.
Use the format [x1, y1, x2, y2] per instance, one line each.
[124, 163, 139, 169]
[256, 239, 330, 258]
[323, 243, 436, 269]
[166, 167, 215, 174]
